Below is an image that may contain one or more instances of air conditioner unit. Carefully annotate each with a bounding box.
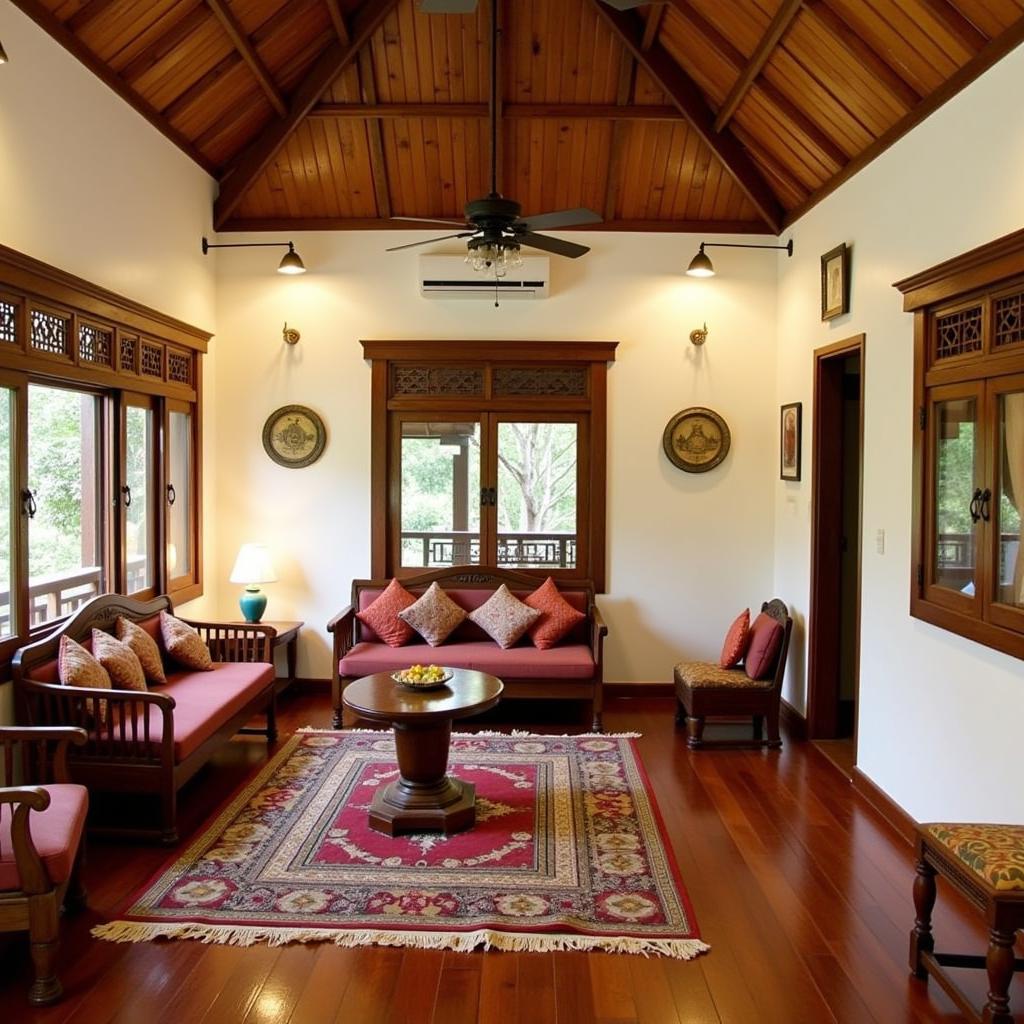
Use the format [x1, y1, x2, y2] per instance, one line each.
[419, 254, 550, 299]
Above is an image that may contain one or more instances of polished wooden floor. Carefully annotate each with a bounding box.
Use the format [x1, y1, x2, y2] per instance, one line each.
[0, 694, 1016, 1023]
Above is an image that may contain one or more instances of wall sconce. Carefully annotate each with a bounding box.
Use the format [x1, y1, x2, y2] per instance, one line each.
[201, 237, 306, 275]
[0, 38, 9, 64]
[686, 239, 793, 277]
[689, 323, 709, 346]
[283, 323, 300, 345]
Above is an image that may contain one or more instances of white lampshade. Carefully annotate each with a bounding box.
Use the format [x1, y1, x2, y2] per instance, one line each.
[229, 543, 278, 585]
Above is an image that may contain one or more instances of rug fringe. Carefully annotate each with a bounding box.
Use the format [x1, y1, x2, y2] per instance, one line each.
[296, 727, 642, 739]
[90, 920, 708, 959]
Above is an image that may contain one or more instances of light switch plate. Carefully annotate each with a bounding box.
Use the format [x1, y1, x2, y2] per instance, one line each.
[876, 528, 885, 555]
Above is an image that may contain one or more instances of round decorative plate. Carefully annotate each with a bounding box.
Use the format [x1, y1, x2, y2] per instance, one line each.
[391, 669, 454, 690]
[262, 405, 326, 469]
[662, 407, 731, 473]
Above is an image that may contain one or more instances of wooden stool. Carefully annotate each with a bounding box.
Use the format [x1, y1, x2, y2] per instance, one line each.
[911, 823, 1024, 1023]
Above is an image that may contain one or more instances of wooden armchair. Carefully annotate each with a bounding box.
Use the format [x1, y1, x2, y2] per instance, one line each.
[673, 599, 793, 749]
[0, 726, 88, 1005]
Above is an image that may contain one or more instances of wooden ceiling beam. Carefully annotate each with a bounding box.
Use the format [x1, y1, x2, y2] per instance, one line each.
[7, 0, 218, 176]
[588, 3, 783, 232]
[308, 102, 685, 120]
[325, 0, 351, 43]
[917, 0, 988, 55]
[66, 0, 121, 34]
[641, 5, 667, 52]
[204, 0, 287, 117]
[715, 0, 803, 132]
[603, 52, 637, 220]
[357, 50, 392, 219]
[213, 0, 401, 230]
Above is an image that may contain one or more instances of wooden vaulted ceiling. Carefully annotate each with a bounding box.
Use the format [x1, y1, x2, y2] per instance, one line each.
[13, 0, 1024, 235]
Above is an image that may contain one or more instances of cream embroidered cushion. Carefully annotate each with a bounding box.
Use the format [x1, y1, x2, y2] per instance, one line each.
[91, 629, 147, 691]
[160, 611, 214, 670]
[58, 634, 112, 722]
[469, 585, 542, 649]
[116, 617, 167, 685]
[398, 582, 467, 647]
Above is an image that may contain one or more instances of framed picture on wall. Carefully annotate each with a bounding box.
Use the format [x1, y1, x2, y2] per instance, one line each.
[820, 243, 850, 321]
[780, 402, 802, 481]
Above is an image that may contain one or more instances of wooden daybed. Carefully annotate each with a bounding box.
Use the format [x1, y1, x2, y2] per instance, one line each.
[328, 566, 608, 731]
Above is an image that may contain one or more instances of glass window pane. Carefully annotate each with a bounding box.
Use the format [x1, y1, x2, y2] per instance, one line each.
[497, 422, 577, 569]
[168, 409, 192, 579]
[125, 405, 153, 594]
[0, 388, 13, 639]
[996, 391, 1024, 607]
[28, 385, 104, 627]
[933, 397, 977, 594]
[400, 421, 480, 567]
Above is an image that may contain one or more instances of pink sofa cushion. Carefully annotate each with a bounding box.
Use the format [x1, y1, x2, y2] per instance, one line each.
[0, 783, 88, 891]
[744, 612, 784, 681]
[340, 640, 595, 680]
[356, 587, 589, 645]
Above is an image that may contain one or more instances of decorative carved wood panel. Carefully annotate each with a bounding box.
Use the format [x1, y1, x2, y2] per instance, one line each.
[492, 366, 588, 397]
[390, 365, 485, 397]
[994, 288, 1024, 349]
[934, 304, 983, 360]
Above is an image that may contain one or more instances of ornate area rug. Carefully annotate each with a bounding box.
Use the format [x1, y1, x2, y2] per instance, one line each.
[93, 730, 708, 958]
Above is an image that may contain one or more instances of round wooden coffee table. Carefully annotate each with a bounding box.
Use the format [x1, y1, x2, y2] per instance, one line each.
[342, 669, 503, 836]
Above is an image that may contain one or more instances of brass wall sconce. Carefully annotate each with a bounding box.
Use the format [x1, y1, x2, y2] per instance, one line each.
[283, 323, 300, 345]
[689, 323, 709, 346]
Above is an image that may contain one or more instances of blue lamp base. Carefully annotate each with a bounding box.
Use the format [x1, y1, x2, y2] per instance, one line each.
[239, 586, 267, 623]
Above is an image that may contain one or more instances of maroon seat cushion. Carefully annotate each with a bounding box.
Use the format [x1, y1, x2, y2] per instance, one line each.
[744, 613, 784, 681]
[0, 783, 88, 891]
[340, 640, 595, 680]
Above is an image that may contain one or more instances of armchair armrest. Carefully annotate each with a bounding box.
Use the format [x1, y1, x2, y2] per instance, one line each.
[591, 604, 609, 639]
[181, 620, 273, 663]
[0, 786, 52, 894]
[327, 605, 355, 635]
[328, 606, 356, 662]
[0, 726, 87, 784]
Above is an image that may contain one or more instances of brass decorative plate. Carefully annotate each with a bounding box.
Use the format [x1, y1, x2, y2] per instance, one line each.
[662, 407, 731, 473]
[262, 405, 327, 469]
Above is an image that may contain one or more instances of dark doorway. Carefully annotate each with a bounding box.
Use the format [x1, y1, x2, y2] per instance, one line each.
[808, 335, 864, 775]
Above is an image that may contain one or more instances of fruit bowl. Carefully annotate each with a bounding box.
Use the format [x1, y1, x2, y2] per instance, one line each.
[391, 665, 454, 690]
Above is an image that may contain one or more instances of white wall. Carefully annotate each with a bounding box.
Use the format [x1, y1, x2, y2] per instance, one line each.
[776, 42, 1024, 822]
[210, 233, 779, 682]
[0, 7, 219, 717]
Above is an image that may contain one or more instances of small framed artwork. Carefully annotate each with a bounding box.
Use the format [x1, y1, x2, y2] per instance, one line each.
[820, 243, 850, 321]
[780, 402, 801, 481]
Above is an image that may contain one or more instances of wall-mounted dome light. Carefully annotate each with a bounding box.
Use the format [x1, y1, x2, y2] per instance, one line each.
[686, 238, 793, 277]
[201, 237, 306, 275]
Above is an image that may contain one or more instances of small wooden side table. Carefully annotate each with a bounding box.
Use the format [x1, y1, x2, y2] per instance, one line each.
[236, 620, 302, 694]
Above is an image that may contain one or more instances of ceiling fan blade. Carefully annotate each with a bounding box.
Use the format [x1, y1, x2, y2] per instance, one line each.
[391, 215, 469, 227]
[600, 0, 649, 9]
[417, 0, 478, 12]
[518, 232, 591, 259]
[517, 208, 603, 231]
[386, 232, 475, 252]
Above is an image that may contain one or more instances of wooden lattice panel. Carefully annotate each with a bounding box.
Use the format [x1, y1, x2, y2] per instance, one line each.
[0, 296, 17, 345]
[994, 290, 1024, 349]
[934, 305, 983, 360]
[79, 322, 113, 367]
[167, 349, 192, 386]
[29, 307, 70, 357]
[391, 365, 484, 397]
[119, 334, 138, 373]
[141, 341, 163, 378]
[492, 366, 588, 397]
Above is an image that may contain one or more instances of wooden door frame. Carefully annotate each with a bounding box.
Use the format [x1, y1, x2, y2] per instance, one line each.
[807, 333, 865, 743]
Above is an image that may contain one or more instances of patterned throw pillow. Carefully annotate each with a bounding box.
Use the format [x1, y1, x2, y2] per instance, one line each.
[719, 609, 750, 668]
[91, 629, 147, 691]
[356, 578, 417, 648]
[398, 582, 467, 647]
[524, 577, 586, 650]
[160, 611, 214, 671]
[58, 634, 112, 723]
[116, 617, 167, 685]
[469, 584, 542, 649]
[744, 612, 784, 681]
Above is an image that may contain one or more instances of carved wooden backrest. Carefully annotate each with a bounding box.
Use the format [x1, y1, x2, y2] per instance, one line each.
[760, 598, 793, 693]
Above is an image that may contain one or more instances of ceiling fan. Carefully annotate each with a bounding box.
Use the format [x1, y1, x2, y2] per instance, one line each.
[387, 0, 608, 274]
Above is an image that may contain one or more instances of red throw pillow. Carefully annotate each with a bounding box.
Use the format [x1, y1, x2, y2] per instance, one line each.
[744, 612, 784, 681]
[356, 579, 417, 648]
[524, 577, 586, 650]
[719, 609, 750, 668]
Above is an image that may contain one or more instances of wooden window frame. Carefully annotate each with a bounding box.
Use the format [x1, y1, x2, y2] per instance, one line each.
[896, 227, 1024, 660]
[364, 340, 617, 591]
[0, 245, 209, 670]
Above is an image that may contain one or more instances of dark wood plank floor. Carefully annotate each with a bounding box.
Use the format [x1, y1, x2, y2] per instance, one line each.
[0, 694, 1015, 1022]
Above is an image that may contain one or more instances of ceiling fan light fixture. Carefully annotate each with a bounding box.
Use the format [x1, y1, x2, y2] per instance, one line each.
[466, 241, 522, 277]
[686, 244, 716, 278]
[277, 243, 306, 275]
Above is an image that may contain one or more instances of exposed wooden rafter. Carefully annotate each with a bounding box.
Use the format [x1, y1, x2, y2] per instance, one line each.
[641, 5, 666, 51]
[204, 0, 287, 117]
[603, 53, 635, 221]
[213, 0, 401, 230]
[589, 1, 783, 233]
[308, 102, 684, 120]
[358, 51, 393, 219]
[714, 0, 803, 132]
[324, 0, 351, 43]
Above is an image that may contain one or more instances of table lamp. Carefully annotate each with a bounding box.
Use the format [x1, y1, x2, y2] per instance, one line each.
[229, 543, 278, 623]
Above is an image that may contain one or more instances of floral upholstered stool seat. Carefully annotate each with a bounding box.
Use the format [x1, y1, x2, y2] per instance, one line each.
[911, 822, 1024, 1024]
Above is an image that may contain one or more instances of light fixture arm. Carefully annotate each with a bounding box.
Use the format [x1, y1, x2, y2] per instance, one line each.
[201, 237, 297, 254]
[697, 239, 794, 257]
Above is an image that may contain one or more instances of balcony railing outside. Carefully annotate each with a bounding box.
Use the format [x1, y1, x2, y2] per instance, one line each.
[401, 531, 576, 569]
[934, 532, 1019, 588]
